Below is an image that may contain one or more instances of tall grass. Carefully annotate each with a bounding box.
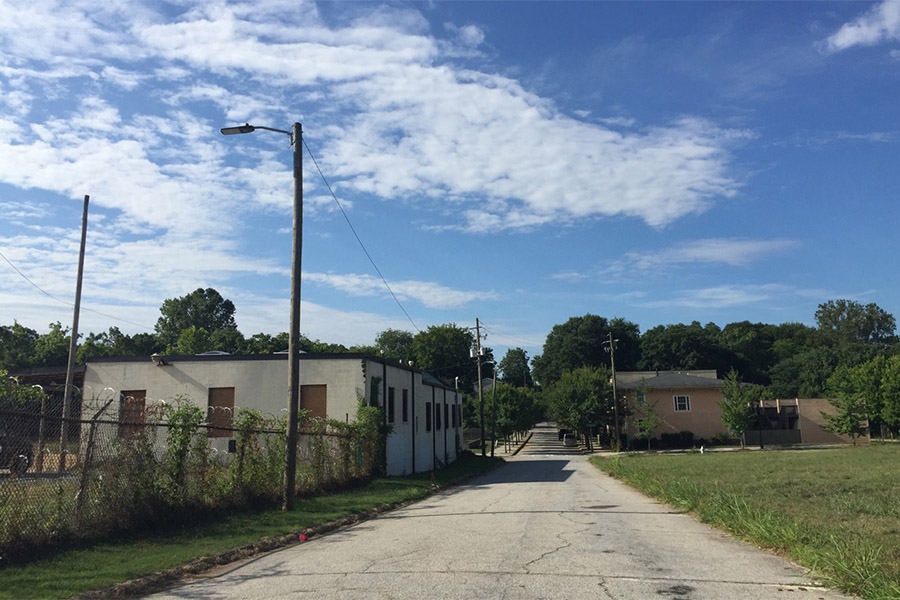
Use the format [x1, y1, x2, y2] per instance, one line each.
[591, 445, 900, 599]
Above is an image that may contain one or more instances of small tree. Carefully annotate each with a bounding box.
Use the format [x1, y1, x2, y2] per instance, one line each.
[823, 365, 868, 445]
[719, 369, 760, 449]
[632, 386, 661, 451]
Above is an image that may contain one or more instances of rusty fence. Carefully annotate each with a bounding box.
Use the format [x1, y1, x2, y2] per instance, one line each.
[0, 392, 381, 565]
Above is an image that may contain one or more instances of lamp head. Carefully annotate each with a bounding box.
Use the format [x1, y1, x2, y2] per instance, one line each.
[220, 123, 256, 135]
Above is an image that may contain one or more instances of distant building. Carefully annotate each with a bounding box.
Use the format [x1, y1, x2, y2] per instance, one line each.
[617, 370, 857, 447]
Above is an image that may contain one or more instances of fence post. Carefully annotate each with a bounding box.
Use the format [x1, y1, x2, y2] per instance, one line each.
[75, 397, 115, 522]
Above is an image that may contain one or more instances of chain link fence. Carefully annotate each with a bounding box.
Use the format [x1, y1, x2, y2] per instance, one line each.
[0, 386, 383, 566]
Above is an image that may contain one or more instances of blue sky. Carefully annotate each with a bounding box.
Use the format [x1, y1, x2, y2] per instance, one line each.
[1, 0, 899, 361]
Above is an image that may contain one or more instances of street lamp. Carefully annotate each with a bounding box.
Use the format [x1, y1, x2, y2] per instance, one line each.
[221, 122, 303, 511]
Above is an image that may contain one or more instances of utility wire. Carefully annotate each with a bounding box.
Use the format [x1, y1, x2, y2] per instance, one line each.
[0, 247, 155, 331]
[302, 138, 420, 333]
[479, 322, 542, 350]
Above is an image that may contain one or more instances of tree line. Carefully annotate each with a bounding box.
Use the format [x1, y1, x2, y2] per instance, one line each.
[3, 289, 897, 441]
[533, 299, 899, 444]
[531, 299, 897, 399]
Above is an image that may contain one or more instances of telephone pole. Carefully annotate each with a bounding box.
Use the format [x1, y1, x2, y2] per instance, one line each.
[604, 332, 621, 452]
[474, 318, 485, 456]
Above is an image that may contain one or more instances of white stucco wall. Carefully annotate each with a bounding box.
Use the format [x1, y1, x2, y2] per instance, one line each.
[82, 354, 462, 476]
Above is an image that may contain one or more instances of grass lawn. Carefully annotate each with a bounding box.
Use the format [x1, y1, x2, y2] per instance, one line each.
[591, 444, 900, 600]
[0, 454, 502, 600]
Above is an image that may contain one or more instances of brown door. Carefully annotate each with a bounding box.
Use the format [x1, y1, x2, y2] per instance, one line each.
[119, 390, 146, 438]
[301, 385, 327, 419]
[208, 387, 235, 437]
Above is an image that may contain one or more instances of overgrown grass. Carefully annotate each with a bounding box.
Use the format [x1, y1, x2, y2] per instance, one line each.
[0, 453, 502, 600]
[590, 445, 900, 600]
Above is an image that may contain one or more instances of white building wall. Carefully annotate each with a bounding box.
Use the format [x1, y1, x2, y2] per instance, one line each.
[382, 362, 414, 476]
[83, 354, 462, 476]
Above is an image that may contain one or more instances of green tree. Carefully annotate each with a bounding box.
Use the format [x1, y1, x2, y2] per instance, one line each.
[719, 369, 761, 448]
[631, 386, 661, 451]
[718, 321, 778, 385]
[490, 382, 541, 442]
[76, 327, 161, 362]
[374, 329, 415, 363]
[244, 332, 289, 354]
[770, 322, 819, 363]
[299, 335, 349, 353]
[209, 328, 246, 354]
[32, 322, 71, 367]
[167, 326, 212, 355]
[879, 355, 900, 432]
[0, 369, 47, 406]
[412, 324, 477, 390]
[545, 365, 611, 443]
[155, 288, 238, 349]
[532, 315, 639, 387]
[639, 321, 738, 373]
[815, 299, 896, 347]
[0, 322, 39, 370]
[498, 347, 533, 388]
[823, 364, 868, 445]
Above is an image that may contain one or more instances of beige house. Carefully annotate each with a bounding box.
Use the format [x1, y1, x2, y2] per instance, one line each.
[82, 353, 463, 476]
[617, 370, 854, 447]
[618, 370, 728, 443]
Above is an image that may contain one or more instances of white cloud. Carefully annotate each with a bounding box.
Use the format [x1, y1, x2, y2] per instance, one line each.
[641, 283, 814, 310]
[623, 238, 800, 271]
[444, 22, 486, 50]
[0, 1, 753, 347]
[824, 0, 900, 52]
[305, 272, 496, 309]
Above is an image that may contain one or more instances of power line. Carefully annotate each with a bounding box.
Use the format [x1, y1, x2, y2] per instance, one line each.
[0, 247, 155, 331]
[479, 322, 542, 350]
[302, 137, 420, 333]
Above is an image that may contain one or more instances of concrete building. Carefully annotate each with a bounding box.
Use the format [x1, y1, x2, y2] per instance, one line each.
[81, 353, 463, 476]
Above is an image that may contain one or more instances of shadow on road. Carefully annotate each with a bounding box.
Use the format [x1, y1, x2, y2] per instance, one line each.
[468, 459, 575, 484]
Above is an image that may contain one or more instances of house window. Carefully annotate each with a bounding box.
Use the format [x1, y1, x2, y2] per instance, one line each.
[426, 402, 432, 432]
[119, 390, 146, 438]
[674, 395, 691, 412]
[444, 403, 449, 430]
[402, 389, 409, 422]
[388, 387, 395, 423]
[636, 390, 646, 403]
[436, 402, 442, 430]
[208, 387, 235, 438]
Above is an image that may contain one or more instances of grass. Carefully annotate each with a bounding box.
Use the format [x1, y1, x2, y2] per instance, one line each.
[590, 444, 900, 600]
[0, 453, 502, 600]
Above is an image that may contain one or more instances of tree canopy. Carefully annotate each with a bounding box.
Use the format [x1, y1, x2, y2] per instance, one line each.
[498, 347, 533, 388]
[155, 288, 238, 349]
[412, 324, 479, 391]
[531, 314, 639, 387]
[545, 365, 611, 435]
[374, 329, 415, 363]
[3, 294, 898, 428]
[815, 299, 896, 347]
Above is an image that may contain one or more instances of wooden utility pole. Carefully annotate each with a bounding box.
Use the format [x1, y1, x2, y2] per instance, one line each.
[475, 318, 485, 456]
[61, 195, 89, 470]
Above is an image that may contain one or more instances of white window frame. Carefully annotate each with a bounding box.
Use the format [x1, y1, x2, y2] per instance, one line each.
[674, 395, 691, 412]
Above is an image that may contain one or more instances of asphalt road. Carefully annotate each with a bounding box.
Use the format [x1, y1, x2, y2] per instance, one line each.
[147, 425, 856, 600]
